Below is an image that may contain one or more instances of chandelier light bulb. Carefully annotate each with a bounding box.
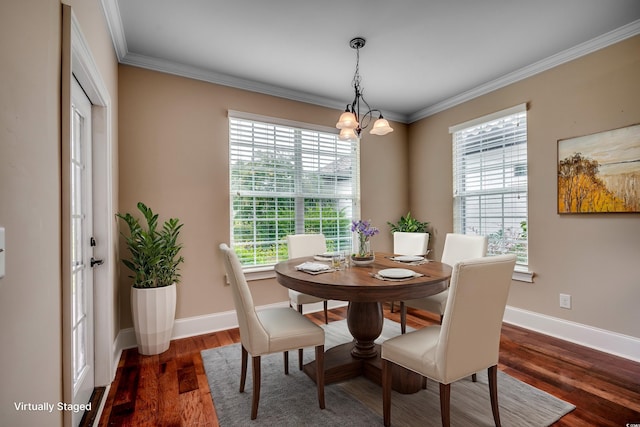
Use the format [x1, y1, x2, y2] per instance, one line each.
[336, 111, 358, 130]
[339, 128, 359, 141]
[370, 117, 394, 135]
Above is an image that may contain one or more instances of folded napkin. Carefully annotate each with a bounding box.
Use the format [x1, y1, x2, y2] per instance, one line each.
[295, 262, 334, 275]
[374, 272, 424, 282]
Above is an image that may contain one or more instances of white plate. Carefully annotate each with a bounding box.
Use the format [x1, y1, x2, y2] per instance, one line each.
[393, 255, 425, 262]
[314, 252, 337, 261]
[316, 252, 337, 258]
[378, 268, 416, 279]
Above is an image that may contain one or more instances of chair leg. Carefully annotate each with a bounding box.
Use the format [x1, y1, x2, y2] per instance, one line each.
[251, 355, 261, 420]
[382, 359, 393, 427]
[315, 345, 325, 410]
[472, 373, 477, 382]
[390, 301, 395, 312]
[240, 345, 248, 392]
[284, 351, 289, 375]
[400, 302, 407, 334]
[323, 300, 328, 324]
[439, 382, 451, 427]
[298, 304, 304, 370]
[488, 365, 501, 427]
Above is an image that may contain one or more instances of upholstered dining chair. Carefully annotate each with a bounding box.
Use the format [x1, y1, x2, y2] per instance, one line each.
[390, 232, 429, 313]
[219, 244, 325, 420]
[286, 234, 329, 324]
[400, 233, 488, 332]
[382, 254, 517, 427]
[393, 231, 429, 256]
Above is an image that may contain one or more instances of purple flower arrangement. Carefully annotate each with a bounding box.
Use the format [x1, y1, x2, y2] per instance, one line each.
[351, 219, 379, 258]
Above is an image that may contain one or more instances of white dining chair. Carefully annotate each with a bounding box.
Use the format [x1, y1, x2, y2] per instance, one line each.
[393, 231, 429, 256]
[382, 254, 517, 427]
[219, 243, 325, 420]
[390, 232, 429, 312]
[400, 233, 487, 333]
[287, 233, 330, 370]
[287, 234, 329, 325]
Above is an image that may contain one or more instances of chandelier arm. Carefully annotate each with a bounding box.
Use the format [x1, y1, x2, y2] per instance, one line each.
[356, 91, 375, 132]
[368, 109, 384, 118]
[349, 91, 359, 114]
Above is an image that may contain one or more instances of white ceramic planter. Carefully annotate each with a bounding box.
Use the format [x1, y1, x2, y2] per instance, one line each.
[131, 283, 176, 355]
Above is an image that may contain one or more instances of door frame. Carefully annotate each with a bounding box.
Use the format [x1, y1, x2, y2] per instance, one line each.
[62, 6, 115, 425]
[70, 76, 96, 424]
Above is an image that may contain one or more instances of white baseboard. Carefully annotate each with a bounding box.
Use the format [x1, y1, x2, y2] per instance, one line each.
[115, 300, 349, 353]
[113, 302, 639, 363]
[503, 306, 640, 363]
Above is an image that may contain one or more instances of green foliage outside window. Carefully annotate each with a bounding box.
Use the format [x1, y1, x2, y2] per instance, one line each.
[233, 198, 352, 266]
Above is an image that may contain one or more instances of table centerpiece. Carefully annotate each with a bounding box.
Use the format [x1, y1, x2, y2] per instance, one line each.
[351, 219, 379, 266]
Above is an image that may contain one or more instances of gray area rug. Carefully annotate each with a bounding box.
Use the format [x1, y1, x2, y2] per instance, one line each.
[202, 320, 575, 426]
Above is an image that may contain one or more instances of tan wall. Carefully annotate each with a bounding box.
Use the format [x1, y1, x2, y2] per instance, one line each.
[409, 35, 640, 338]
[0, 1, 118, 426]
[117, 65, 409, 327]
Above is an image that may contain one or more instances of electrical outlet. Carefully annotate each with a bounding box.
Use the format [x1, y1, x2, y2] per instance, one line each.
[559, 293, 571, 309]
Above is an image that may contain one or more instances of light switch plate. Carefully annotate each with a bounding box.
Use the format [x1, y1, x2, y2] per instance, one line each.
[559, 293, 571, 309]
[0, 227, 5, 279]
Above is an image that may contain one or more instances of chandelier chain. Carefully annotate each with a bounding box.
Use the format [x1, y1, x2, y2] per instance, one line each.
[352, 46, 362, 90]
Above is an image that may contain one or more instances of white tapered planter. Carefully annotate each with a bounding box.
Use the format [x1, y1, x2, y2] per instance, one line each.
[131, 283, 176, 355]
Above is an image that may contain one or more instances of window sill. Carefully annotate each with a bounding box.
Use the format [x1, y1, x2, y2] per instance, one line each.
[513, 267, 534, 283]
[243, 266, 276, 282]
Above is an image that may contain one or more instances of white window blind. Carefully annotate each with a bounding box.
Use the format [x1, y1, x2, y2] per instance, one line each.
[451, 104, 528, 265]
[229, 112, 359, 268]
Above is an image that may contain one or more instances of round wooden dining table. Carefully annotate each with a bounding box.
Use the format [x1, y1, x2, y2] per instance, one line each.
[274, 252, 451, 393]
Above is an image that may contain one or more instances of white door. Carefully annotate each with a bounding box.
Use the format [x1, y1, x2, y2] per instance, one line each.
[70, 77, 95, 426]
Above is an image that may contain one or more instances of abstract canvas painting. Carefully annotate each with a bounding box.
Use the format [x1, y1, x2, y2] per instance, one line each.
[557, 124, 640, 213]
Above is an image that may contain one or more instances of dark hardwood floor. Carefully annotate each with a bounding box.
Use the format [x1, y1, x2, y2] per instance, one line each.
[99, 304, 640, 426]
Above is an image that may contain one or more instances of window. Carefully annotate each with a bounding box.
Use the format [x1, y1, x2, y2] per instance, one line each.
[229, 111, 359, 269]
[450, 104, 528, 267]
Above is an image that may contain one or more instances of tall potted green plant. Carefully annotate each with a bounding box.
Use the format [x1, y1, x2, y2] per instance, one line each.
[117, 202, 184, 355]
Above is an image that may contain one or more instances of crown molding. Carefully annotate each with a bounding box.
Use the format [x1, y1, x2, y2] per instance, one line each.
[100, 0, 127, 61]
[408, 19, 640, 123]
[119, 52, 408, 123]
[100, 0, 638, 125]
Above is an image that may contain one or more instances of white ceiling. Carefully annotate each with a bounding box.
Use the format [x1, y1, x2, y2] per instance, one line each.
[102, 0, 640, 123]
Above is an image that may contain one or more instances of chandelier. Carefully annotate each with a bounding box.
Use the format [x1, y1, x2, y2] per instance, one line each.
[336, 37, 393, 141]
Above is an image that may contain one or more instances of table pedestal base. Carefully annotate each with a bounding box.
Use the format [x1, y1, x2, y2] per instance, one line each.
[303, 342, 423, 394]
